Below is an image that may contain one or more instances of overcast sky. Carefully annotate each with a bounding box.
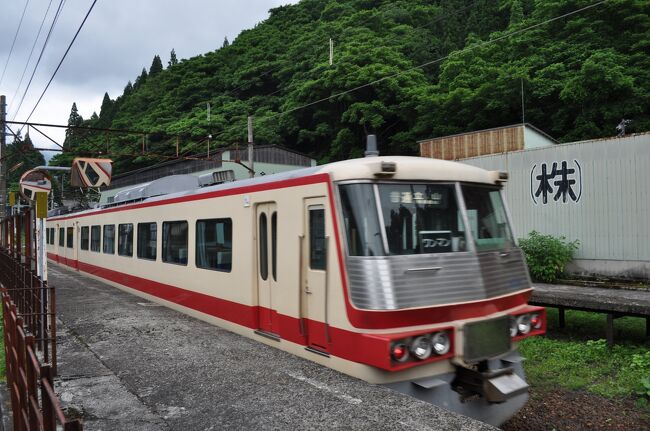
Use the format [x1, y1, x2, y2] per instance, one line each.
[0, 0, 298, 156]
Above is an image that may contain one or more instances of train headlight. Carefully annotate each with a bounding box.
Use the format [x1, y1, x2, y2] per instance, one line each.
[410, 336, 432, 360]
[431, 332, 450, 356]
[531, 313, 542, 330]
[509, 316, 519, 337]
[516, 314, 532, 335]
[391, 342, 410, 362]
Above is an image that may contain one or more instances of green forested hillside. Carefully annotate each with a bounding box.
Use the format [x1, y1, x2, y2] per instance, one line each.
[52, 0, 650, 173]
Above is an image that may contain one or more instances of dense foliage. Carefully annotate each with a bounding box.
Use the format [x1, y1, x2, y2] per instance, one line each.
[49, 0, 650, 174]
[519, 230, 579, 283]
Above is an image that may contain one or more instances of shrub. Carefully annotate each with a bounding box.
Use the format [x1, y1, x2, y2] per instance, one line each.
[518, 231, 579, 283]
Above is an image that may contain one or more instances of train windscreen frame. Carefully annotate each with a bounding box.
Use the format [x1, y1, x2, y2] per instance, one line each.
[339, 182, 514, 256]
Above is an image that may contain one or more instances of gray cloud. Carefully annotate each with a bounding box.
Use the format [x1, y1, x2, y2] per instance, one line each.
[0, 0, 297, 149]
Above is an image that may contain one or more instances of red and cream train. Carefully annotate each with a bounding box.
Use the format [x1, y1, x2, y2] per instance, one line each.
[47, 155, 545, 426]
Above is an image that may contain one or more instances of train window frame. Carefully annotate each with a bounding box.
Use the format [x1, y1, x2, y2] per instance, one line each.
[58, 227, 64, 247]
[162, 221, 188, 266]
[103, 224, 116, 254]
[309, 206, 327, 271]
[271, 212, 277, 281]
[137, 222, 157, 261]
[259, 213, 268, 280]
[90, 226, 101, 252]
[118, 223, 134, 257]
[337, 180, 473, 257]
[196, 218, 232, 273]
[66, 227, 74, 249]
[460, 183, 515, 252]
[80, 226, 89, 251]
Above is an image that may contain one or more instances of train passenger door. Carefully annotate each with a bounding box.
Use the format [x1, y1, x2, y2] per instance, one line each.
[302, 198, 329, 350]
[256, 203, 279, 335]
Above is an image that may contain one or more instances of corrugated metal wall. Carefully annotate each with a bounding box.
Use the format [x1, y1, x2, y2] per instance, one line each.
[461, 133, 650, 275]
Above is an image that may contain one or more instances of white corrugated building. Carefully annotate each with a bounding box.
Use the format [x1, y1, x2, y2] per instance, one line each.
[421, 127, 650, 279]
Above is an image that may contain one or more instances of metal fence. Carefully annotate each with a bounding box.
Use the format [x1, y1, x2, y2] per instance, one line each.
[2, 291, 81, 430]
[0, 209, 81, 429]
[0, 209, 56, 370]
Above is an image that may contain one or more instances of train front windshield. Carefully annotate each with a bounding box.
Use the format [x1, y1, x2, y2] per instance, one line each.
[339, 183, 514, 256]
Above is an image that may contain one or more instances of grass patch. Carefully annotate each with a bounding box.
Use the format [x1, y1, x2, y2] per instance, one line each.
[519, 308, 650, 403]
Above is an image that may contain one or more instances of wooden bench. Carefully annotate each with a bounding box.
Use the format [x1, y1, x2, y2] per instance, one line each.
[530, 283, 650, 346]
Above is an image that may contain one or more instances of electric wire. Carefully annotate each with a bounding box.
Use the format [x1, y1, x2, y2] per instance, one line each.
[0, 0, 31, 88]
[12, 0, 66, 121]
[9, 0, 56, 109]
[21, 0, 98, 129]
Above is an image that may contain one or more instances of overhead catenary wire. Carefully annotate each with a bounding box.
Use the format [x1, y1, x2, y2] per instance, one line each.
[0, 0, 31, 88]
[9, 0, 56, 109]
[11, 0, 66, 121]
[20, 0, 97, 129]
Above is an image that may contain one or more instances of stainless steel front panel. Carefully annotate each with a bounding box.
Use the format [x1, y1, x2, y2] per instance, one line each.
[478, 248, 531, 298]
[345, 248, 531, 310]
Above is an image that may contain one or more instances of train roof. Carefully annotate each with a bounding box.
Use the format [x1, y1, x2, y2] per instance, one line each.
[49, 156, 502, 220]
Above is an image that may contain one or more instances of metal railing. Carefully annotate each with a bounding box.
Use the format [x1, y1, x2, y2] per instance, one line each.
[0, 210, 56, 371]
[3, 291, 81, 430]
[1, 209, 80, 429]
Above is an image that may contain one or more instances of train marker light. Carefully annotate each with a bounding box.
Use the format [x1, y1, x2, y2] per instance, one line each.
[431, 332, 451, 356]
[391, 342, 409, 362]
[410, 336, 433, 360]
[530, 313, 542, 330]
[516, 314, 532, 335]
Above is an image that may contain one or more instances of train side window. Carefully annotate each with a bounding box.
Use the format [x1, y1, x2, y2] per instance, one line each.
[259, 213, 268, 280]
[58, 228, 64, 247]
[137, 222, 157, 260]
[81, 227, 89, 250]
[309, 207, 326, 270]
[66, 227, 74, 248]
[90, 226, 101, 252]
[118, 224, 133, 257]
[271, 212, 277, 281]
[162, 221, 188, 265]
[103, 225, 115, 254]
[196, 218, 232, 272]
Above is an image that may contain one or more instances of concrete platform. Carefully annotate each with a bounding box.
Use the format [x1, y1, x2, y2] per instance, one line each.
[7, 265, 497, 430]
[531, 283, 650, 345]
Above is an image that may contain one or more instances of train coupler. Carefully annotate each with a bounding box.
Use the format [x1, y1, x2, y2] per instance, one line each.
[452, 365, 528, 404]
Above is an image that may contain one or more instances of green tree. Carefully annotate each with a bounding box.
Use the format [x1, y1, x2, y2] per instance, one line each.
[5, 131, 46, 189]
[168, 49, 178, 67]
[133, 68, 148, 89]
[149, 55, 163, 75]
[222, 37, 229, 48]
[64, 103, 84, 149]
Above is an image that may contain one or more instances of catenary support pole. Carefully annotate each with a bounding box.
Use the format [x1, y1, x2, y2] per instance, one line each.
[248, 116, 254, 178]
[1, 95, 7, 219]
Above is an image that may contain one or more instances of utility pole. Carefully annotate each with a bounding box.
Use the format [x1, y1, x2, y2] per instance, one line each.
[247, 116, 254, 178]
[329, 38, 334, 66]
[1, 95, 7, 219]
[521, 78, 525, 125]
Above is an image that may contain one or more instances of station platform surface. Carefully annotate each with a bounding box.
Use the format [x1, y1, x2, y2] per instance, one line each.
[6, 265, 497, 431]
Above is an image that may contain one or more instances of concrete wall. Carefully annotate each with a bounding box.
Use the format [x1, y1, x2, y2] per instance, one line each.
[461, 132, 650, 279]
